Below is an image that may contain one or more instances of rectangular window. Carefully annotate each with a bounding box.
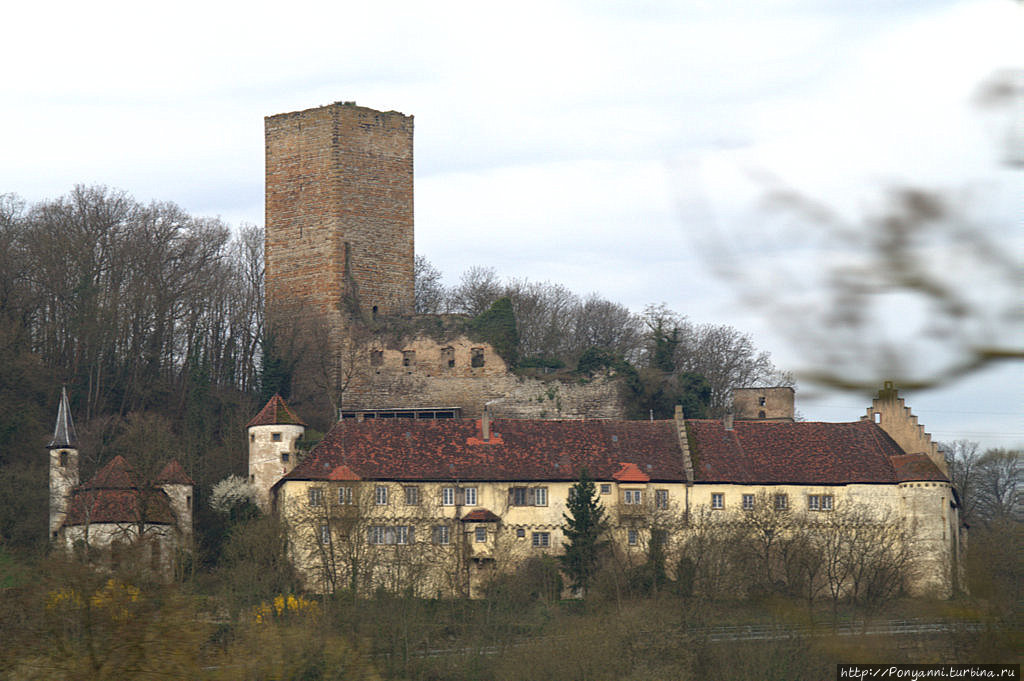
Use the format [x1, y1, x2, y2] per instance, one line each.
[433, 525, 450, 545]
[808, 494, 834, 511]
[600, 483, 611, 495]
[394, 526, 409, 545]
[624, 489, 643, 505]
[511, 487, 548, 506]
[404, 486, 419, 506]
[308, 488, 324, 507]
[319, 524, 330, 544]
[711, 493, 724, 510]
[369, 525, 412, 545]
[441, 346, 455, 368]
[338, 487, 353, 505]
[532, 531, 550, 548]
[628, 528, 639, 546]
[370, 349, 383, 366]
[471, 347, 485, 368]
[375, 486, 388, 506]
[742, 494, 754, 511]
[463, 487, 477, 506]
[442, 486, 456, 506]
[59, 451, 68, 467]
[774, 494, 788, 511]
[402, 350, 415, 367]
[475, 526, 487, 543]
[516, 528, 526, 539]
[272, 432, 282, 442]
[655, 489, 669, 509]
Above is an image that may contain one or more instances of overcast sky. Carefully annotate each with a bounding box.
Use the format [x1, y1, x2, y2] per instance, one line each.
[2, 0, 1020, 450]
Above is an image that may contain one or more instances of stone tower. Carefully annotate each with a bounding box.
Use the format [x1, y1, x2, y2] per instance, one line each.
[247, 394, 307, 510]
[48, 386, 79, 539]
[264, 102, 415, 338]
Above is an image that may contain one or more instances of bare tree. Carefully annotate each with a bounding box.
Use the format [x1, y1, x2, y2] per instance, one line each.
[446, 266, 504, 317]
[414, 255, 447, 314]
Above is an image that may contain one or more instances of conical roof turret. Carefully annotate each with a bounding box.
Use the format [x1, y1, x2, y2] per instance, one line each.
[47, 386, 78, 449]
[247, 394, 307, 428]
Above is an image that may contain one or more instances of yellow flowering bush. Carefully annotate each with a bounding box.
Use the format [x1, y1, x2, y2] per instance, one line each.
[253, 593, 318, 623]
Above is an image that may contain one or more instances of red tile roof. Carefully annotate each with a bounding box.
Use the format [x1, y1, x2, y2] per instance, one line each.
[686, 419, 924, 484]
[79, 455, 140, 490]
[890, 453, 947, 482]
[155, 459, 194, 486]
[613, 462, 650, 483]
[247, 394, 307, 428]
[461, 509, 501, 523]
[64, 488, 176, 526]
[277, 417, 949, 488]
[63, 455, 187, 527]
[283, 418, 686, 484]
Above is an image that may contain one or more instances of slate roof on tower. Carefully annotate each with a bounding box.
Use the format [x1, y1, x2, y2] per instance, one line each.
[47, 386, 78, 449]
[247, 394, 307, 428]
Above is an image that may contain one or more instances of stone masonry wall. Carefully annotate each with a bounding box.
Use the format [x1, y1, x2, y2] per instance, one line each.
[344, 335, 627, 419]
[265, 103, 414, 341]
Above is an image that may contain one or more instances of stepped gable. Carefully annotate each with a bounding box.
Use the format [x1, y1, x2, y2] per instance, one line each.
[890, 453, 947, 483]
[247, 394, 307, 428]
[686, 419, 925, 485]
[155, 459, 194, 486]
[281, 418, 686, 484]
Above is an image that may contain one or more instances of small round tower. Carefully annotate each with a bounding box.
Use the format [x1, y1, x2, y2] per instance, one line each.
[247, 394, 306, 510]
[48, 386, 79, 540]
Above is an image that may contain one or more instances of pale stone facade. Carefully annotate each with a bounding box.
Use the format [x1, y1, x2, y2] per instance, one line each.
[267, 387, 962, 599]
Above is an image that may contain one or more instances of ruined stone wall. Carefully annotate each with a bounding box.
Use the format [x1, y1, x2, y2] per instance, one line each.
[265, 102, 414, 339]
[344, 335, 627, 419]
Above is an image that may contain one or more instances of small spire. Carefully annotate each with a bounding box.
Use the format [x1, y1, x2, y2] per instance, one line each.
[48, 386, 78, 449]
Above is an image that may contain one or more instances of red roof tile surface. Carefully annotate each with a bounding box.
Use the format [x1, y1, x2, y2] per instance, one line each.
[247, 394, 307, 428]
[687, 419, 920, 484]
[284, 419, 686, 483]
[63, 455, 188, 527]
[890, 453, 947, 482]
[613, 462, 651, 483]
[461, 509, 502, 523]
[79, 455, 140, 490]
[155, 459, 194, 485]
[279, 418, 948, 487]
[64, 488, 176, 526]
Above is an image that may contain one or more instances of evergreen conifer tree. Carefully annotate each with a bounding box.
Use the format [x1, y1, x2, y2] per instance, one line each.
[560, 469, 608, 595]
